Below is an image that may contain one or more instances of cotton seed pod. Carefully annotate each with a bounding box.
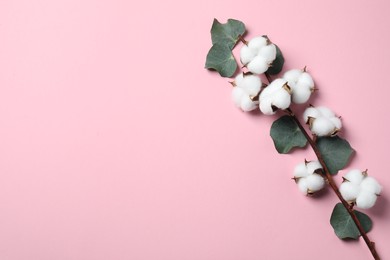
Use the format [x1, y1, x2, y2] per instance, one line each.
[339, 169, 382, 209]
[259, 78, 291, 115]
[240, 36, 277, 74]
[293, 160, 325, 195]
[283, 69, 315, 104]
[303, 106, 342, 136]
[231, 72, 262, 111]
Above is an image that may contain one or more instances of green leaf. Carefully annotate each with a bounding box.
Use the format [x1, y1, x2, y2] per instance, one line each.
[330, 203, 372, 240]
[267, 44, 284, 75]
[211, 18, 246, 50]
[270, 115, 307, 154]
[205, 43, 237, 77]
[316, 136, 354, 174]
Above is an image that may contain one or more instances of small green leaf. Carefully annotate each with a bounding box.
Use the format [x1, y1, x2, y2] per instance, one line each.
[211, 18, 246, 50]
[205, 43, 237, 77]
[330, 203, 372, 240]
[267, 44, 284, 75]
[270, 115, 307, 154]
[316, 136, 354, 174]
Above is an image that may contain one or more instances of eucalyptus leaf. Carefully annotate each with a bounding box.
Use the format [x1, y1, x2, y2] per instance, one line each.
[205, 43, 237, 77]
[316, 136, 354, 174]
[330, 203, 372, 240]
[211, 18, 246, 50]
[267, 44, 284, 75]
[270, 115, 307, 154]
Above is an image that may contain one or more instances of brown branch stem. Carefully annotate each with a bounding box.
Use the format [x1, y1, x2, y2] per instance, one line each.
[262, 72, 380, 260]
[285, 108, 380, 260]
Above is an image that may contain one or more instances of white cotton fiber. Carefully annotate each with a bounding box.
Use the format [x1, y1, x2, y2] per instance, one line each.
[232, 87, 244, 107]
[317, 106, 335, 118]
[303, 106, 342, 136]
[240, 46, 256, 65]
[239, 36, 277, 74]
[259, 44, 277, 63]
[240, 95, 257, 112]
[294, 162, 309, 178]
[303, 107, 320, 123]
[247, 55, 268, 74]
[356, 191, 378, 209]
[293, 160, 325, 195]
[298, 72, 314, 87]
[259, 79, 291, 115]
[259, 98, 274, 115]
[343, 169, 364, 184]
[283, 69, 314, 104]
[247, 36, 267, 52]
[242, 74, 262, 96]
[298, 178, 309, 195]
[283, 69, 302, 86]
[231, 73, 262, 112]
[340, 182, 360, 201]
[340, 169, 382, 209]
[292, 87, 311, 104]
[306, 174, 325, 192]
[310, 117, 335, 136]
[306, 161, 322, 174]
[360, 177, 382, 195]
[272, 90, 291, 110]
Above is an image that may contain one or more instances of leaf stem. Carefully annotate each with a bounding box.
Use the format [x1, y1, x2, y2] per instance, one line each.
[285, 108, 380, 260]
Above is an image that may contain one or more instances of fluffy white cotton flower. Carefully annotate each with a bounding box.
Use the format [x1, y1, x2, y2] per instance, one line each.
[303, 106, 342, 136]
[231, 73, 262, 111]
[339, 169, 382, 209]
[240, 36, 277, 74]
[293, 160, 325, 195]
[283, 69, 315, 104]
[259, 78, 291, 115]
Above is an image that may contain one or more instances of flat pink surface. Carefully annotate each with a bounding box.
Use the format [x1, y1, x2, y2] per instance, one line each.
[1, 0, 389, 259]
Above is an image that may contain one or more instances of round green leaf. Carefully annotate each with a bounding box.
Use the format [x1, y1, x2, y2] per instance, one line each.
[267, 44, 284, 75]
[211, 18, 246, 50]
[205, 43, 237, 78]
[270, 115, 308, 154]
[316, 136, 354, 174]
[330, 203, 372, 240]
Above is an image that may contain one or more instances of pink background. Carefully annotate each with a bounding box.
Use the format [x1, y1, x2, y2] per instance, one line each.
[1, 0, 389, 259]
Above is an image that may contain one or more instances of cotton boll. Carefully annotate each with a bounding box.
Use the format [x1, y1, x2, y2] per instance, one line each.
[306, 174, 325, 192]
[298, 178, 309, 195]
[343, 169, 364, 184]
[247, 55, 268, 74]
[303, 107, 320, 123]
[340, 182, 360, 201]
[292, 86, 311, 104]
[240, 95, 257, 111]
[239, 36, 276, 74]
[294, 162, 309, 178]
[240, 46, 256, 65]
[356, 191, 378, 209]
[259, 44, 276, 63]
[232, 87, 244, 107]
[311, 117, 335, 136]
[360, 177, 382, 195]
[306, 161, 322, 174]
[259, 79, 291, 114]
